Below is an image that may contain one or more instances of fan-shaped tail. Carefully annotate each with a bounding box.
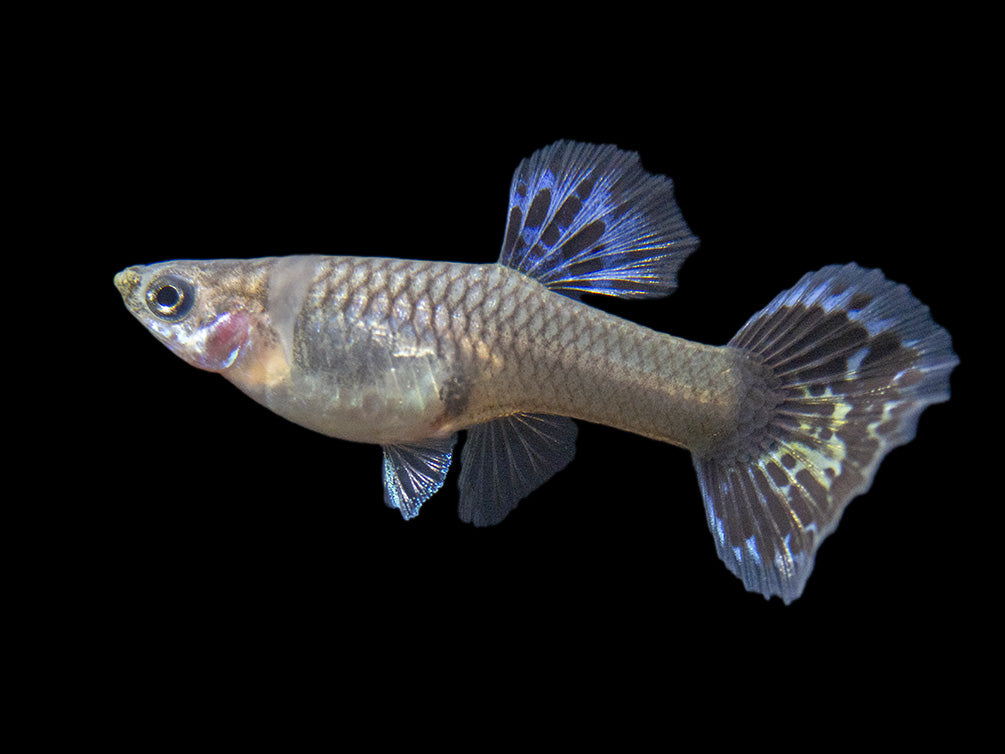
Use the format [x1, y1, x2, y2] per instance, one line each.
[693, 264, 957, 603]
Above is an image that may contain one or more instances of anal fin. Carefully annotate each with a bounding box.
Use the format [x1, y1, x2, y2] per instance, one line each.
[458, 413, 577, 527]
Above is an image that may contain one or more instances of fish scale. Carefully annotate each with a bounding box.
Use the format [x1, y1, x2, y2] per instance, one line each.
[286, 256, 753, 451]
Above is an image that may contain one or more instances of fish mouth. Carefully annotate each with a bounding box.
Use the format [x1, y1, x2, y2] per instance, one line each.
[114, 267, 142, 300]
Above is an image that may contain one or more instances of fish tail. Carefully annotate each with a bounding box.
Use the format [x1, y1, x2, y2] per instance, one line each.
[692, 264, 957, 603]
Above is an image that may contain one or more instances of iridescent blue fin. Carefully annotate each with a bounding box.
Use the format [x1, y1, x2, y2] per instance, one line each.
[693, 264, 957, 603]
[458, 414, 578, 527]
[498, 141, 699, 299]
[382, 434, 458, 520]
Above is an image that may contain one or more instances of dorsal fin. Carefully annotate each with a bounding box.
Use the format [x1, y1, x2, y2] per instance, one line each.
[498, 140, 699, 299]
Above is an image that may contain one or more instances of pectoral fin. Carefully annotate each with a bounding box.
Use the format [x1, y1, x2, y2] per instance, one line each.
[382, 434, 458, 520]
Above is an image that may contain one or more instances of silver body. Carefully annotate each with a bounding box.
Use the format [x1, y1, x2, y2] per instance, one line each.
[240, 255, 769, 456]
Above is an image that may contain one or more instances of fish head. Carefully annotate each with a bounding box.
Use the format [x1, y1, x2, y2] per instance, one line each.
[114, 258, 271, 374]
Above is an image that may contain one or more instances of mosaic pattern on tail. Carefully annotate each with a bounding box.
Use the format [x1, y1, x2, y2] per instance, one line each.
[694, 265, 956, 602]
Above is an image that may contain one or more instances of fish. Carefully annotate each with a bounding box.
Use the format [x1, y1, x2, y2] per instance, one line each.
[114, 140, 957, 603]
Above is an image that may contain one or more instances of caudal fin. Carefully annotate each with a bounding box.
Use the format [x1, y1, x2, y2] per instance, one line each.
[693, 264, 957, 603]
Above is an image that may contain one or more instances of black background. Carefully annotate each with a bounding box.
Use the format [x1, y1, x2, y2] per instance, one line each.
[66, 31, 982, 713]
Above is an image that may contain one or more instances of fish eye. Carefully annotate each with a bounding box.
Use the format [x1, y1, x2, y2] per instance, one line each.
[146, 274, 195, 321]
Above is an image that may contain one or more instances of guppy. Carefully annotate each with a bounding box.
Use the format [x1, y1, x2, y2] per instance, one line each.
[115, 140, 957, 603]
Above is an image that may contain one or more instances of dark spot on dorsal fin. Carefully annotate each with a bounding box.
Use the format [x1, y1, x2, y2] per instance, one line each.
[849, 292, 873, 310]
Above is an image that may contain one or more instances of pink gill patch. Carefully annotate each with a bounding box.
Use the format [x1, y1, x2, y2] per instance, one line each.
[204, 311, 252, 370]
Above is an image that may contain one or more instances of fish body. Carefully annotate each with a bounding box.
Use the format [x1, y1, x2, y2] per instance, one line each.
[115, 141, 957, 602]
[117, 255, 760, 450]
